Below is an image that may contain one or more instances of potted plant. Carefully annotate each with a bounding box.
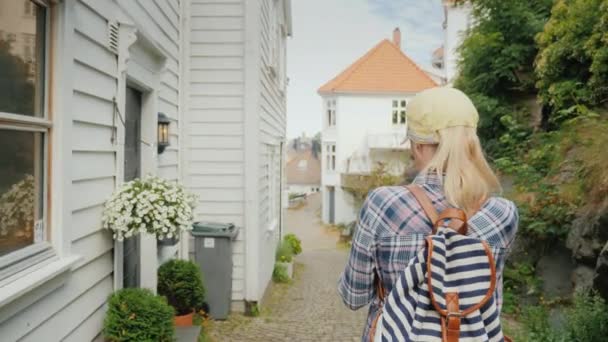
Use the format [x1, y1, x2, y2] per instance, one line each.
[157, 259, 206, 326]
[102, 175, 196, 243]
[275, 240, 294, 279]
[283, 233, 302, 256]
[103, 288, 175, 342]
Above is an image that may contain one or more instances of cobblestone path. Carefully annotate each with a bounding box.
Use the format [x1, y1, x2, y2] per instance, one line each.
[208, 193, 367, 342]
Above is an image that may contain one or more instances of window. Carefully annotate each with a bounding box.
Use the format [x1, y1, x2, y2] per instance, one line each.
[265, 145, 279, 230]
[327, 99, 336, 127]
[392, 99, 407, 125]
[325, 143, 336, 171]
[0, 0, 48, 260]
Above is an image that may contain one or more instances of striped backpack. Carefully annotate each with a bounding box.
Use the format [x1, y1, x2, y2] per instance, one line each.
[371, 185, 510, 342]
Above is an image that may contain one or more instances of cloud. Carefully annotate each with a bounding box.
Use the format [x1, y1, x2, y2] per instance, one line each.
[367, 0, 443, 40]
[366, 0, 444, 68]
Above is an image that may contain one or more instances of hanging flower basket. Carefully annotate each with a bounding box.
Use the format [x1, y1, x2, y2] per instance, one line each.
[158, 234, 180, 246]
[102, 176, 197, 241]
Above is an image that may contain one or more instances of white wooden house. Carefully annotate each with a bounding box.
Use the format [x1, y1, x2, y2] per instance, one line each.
[318, 28, 437, 225]
[438, 0, 473, 84]
[184, 0, 292, 313]
[0, 0, 291, 340]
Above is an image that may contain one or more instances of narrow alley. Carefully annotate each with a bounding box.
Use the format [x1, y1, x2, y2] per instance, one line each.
[208, 193, 366, 341]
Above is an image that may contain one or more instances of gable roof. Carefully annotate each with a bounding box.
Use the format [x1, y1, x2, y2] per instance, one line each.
[318, 39, 438, 95]
[286, 149, 321, 186]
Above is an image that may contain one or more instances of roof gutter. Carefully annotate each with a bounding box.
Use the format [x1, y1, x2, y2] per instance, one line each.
[284, 0, 293, 37]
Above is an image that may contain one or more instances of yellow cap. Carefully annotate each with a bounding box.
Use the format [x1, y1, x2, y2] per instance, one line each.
[406, 87, 478, 144]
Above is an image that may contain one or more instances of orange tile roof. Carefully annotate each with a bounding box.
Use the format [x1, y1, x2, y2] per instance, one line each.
[318, 39, 438, 94]
[286, 150, 321, 185]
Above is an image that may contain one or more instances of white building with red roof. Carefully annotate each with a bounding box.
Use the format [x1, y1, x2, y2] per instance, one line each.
[318, 28, 438, 225]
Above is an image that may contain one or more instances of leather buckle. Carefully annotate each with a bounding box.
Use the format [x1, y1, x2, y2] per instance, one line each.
[444, 311, 462, 328]
[446, 311, 462, 319]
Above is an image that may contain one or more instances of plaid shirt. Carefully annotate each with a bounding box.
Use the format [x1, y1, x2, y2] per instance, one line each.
[338, 172, 519, 341]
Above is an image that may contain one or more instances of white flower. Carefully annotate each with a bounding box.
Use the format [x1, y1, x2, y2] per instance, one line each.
[101, 175, 197, 241]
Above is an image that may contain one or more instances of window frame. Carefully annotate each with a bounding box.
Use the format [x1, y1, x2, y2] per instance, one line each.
[0, 0, 53, 284]
[392, 99, 407, 125]
[325, 143, 336, 172]
[327, 99, 336, 127]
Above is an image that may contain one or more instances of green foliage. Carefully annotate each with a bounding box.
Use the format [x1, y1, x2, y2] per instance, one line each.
[503, 262, 542, 314]
[519, 305, 560, 342]
[0, 39, 36, 115]
[275, 240, 294, 263]
[288, 193, 305, 200]
[460, 0, 553, 94]
[564, 290, 608, 341]
[455, 0, 553, 154]
[246, 302, 261, 317]
[272, 263, 290, 283]
[495, 116, 607, 241]
[283, 233, 302, 255]
[536, 0, 608, 126]
[516, 292, 608, 342]
[103, 288, 175, 342]
[343, 163, 402, 207]
[157, 259, 206, 315]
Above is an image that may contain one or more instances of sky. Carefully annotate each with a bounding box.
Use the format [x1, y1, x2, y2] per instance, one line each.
[286, 0, 444, 139]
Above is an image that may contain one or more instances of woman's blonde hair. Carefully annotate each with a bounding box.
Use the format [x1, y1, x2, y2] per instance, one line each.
[421, 126, 501, 216]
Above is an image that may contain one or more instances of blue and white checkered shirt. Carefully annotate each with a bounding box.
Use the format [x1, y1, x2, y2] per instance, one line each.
[338, 172, 519, 341]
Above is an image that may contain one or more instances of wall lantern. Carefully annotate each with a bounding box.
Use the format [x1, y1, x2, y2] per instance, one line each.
[157, 112, 170, 154]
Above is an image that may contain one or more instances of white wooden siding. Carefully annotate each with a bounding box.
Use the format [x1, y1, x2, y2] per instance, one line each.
[187, 0, 247, 302]
[255, 0, 288, 297]
[0, 0, 182, 340]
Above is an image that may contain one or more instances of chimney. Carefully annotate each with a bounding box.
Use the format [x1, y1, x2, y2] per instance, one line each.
[393, 27, 401, 49]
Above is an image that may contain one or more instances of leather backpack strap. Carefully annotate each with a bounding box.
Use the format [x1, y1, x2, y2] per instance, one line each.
[435, 208, 468, 235]
[443, 292, 461, 342]
[407, 185, 468, 235]
[407, 185, 439, 224]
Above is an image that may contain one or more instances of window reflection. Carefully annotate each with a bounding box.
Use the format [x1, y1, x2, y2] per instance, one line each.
[0, 129, 43, 257]
[0, 0, 45, 117]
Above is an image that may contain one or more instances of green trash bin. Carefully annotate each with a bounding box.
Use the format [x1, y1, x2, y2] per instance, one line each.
[191, 221, 239, 320]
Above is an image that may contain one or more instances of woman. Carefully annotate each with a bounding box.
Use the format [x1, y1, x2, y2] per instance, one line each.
[338, 87, 518, 341]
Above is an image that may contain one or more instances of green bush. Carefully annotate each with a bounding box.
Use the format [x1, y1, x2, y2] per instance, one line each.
[272, 263, 290, 283]
[275, 240, 294, 263]
[520, 305, 559, 342]
[158, 259, 205, 315]
[283, 233, 302, 255]
[564, 291, 608, 341]
[536, 0, 608, 126]
[103, 288, 175, 342]
[517, 292, 608, 342]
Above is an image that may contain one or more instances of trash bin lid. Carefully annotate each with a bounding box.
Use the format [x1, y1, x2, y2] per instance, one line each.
[191, 221, 239, 239]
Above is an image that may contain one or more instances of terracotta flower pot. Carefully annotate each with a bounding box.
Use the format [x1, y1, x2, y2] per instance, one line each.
[174, 312, 194, 326]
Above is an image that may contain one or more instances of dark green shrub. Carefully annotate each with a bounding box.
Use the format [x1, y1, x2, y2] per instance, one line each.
[283, 233, 302, 255]
[275, 240, 293, 263]
[272, 263, 290, 283]
[564, 291, 608, 341]
[517, 292, 608, 342]
[103, 288, 175, 342]
[520, 305, 559, 342]
[158, 259, 205, 315]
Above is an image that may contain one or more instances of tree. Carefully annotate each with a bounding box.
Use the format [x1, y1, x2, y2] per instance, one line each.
[0, 39, 37, 193]
[0, 39, 35, 115]
[536, 0, 608, 126]
[454, 0, 553, 156]
[311, 132, 321, 159]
